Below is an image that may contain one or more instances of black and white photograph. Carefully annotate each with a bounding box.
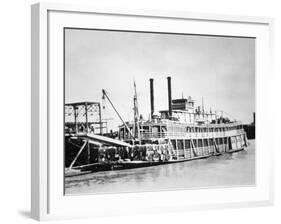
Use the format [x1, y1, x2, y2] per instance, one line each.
[64, 28, 255, 195]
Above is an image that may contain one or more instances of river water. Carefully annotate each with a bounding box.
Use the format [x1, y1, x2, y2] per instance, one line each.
[65, 140, 255, 195]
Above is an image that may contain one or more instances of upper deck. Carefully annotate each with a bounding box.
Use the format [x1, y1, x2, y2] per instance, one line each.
[119, 118, 244, 141]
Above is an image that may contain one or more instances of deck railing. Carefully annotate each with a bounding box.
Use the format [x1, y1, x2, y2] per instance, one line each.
[121, 129, 245, 140]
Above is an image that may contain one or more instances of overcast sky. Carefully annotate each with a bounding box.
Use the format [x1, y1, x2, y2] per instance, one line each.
[65, 28, 255, 130]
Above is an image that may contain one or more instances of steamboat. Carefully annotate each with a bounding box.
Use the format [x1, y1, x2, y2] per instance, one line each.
[65, 77, 248, 176]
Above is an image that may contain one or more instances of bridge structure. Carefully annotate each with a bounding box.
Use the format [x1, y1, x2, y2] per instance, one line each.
[65, 101, 107, 135]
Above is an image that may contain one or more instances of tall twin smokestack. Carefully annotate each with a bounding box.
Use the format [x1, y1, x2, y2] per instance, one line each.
[167, 76, 172, 117]
[149, 78, 154, 119]
[149, 76, 172, 119]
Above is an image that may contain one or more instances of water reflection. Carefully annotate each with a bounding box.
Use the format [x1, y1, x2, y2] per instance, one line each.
[65, 140, 255, 195]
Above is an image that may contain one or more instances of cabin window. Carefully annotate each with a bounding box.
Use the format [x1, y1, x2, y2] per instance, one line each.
[219, 138, 223, 144]
[210, 139, 214, 145]
[198, 139, 203, 147]
[185, 140, 191, 149]
[203, 139, 208, 146]
[177, 140, 184, 150]
[224, 137, 227, 144]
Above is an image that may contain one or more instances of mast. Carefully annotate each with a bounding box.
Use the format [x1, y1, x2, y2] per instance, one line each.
[167, 76, 172, 118]
[149, 78, 154, 119]
[133, 81, 141, 142]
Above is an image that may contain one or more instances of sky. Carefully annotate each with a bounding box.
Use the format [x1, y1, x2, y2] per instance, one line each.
[65, 28, 255, 130]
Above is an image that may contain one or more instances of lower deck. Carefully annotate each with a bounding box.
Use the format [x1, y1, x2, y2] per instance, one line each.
[65, 147, 245, 177]
[65, 133, 248, 176]
[169, 133, 247, 160]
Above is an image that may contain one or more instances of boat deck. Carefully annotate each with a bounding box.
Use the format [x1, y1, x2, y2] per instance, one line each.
[65, 148, 244, 178]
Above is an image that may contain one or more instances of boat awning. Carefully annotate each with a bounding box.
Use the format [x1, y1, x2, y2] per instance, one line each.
[76, 133, 132, 148]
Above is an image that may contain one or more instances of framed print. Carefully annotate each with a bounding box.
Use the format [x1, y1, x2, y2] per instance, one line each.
[31, 2, 274, 221]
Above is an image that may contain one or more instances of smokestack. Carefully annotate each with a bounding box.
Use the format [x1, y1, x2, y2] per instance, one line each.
[167, 76, 172, 117]
[149, 78, 154, 119]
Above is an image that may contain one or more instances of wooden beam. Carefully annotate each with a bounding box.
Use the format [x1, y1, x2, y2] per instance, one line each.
[213, 138, 220, 154]
[68, 141, 87, 169]
[190, 139, 197, 157]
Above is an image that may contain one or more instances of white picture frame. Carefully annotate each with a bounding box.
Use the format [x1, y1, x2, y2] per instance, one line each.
[31, 2, 274, 221]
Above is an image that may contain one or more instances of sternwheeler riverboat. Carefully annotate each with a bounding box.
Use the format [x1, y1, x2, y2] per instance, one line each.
[65, 77, 248, 176]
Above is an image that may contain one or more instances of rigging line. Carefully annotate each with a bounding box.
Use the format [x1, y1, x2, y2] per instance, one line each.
[102, 89, 136, 140]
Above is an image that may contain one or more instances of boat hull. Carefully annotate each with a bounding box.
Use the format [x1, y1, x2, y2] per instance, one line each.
[65, 147, 245, 177]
